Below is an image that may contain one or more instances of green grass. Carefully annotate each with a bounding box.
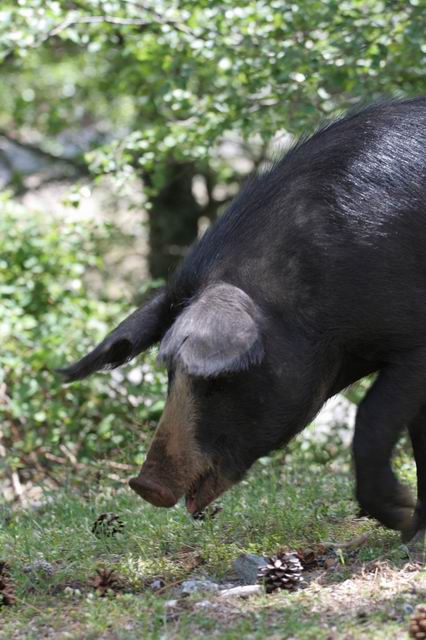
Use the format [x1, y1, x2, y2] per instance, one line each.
[1, 446, 424, 639]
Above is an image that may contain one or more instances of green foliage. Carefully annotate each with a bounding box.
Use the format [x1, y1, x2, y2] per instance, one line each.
[0, 0, 424, 195]
[0, 194, 167, 471]
[344, 375, 374, 405]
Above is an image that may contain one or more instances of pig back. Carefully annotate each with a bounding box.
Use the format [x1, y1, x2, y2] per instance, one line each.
[172, 98, 426, 350]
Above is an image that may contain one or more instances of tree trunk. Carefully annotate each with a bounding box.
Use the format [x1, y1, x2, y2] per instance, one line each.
[146, 161, 202, 279]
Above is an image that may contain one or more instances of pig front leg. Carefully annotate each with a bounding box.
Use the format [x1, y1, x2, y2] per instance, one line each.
[352, 350, 426, 535]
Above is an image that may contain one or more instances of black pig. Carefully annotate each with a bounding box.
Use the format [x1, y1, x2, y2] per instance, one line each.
[60, 97, 426, 552]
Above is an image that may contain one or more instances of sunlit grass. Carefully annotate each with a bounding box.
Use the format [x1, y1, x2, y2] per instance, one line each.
[0, 446, 421, 639]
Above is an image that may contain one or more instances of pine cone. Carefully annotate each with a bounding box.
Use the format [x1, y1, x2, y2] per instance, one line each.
[91, 513, 124, 537]
[192, 505, 223, 520]
[409, 605, 426, 639]
[23, 558, 54, 576]
[0, 562, 16, 606]
[258, 551, 304, 593]
[91, 568, 120, 597]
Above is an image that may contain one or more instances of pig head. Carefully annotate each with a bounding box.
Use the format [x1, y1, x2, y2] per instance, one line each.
[58, 283, 267, 513]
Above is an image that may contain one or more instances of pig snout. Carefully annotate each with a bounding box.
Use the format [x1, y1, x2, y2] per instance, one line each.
[129, 473, 178, 507]
[128, 447, 185, 508]
[129, 371, 208, 509]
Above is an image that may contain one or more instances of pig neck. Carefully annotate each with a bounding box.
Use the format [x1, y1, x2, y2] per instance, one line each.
[269, 330, 342, 446]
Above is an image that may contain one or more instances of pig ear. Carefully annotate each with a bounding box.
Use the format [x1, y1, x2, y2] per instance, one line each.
[158, 283, 264, 377]
[57, 290, 171, 382]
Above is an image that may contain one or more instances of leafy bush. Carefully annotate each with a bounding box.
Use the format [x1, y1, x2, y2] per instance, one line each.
[0, 194, 166, 474]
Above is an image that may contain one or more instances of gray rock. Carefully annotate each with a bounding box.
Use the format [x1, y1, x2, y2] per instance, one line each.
[165, 599, 178, 608]
[194, 599, 214, 609]
[180, 578, 219, 596]
[219, 585, 262, 598]
[150, 578, 165, 591]
[232, 553, 267, 585]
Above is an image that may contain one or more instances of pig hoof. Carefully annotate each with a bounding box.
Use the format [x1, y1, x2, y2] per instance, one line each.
[403, 529, 426, 564]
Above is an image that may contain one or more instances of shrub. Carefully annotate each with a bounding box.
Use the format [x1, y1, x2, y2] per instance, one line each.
[0, 193, 166, 476]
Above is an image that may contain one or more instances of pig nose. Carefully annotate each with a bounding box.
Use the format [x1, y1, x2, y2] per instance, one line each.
[128, 475, 178, 507]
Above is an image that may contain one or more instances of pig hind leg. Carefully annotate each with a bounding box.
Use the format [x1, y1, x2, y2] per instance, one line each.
[403, 406, 426, 560]
[352, 350, 426, 534]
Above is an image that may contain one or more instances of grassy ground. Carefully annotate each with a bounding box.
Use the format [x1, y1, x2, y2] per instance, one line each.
[1, 443, 424, 639]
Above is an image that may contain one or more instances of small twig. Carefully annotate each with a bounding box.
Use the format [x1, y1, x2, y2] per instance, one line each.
[311, 570, 330, 586]
[11, 471, 24, 503]
[105, 472, 127, 484]
[102, 460, 134, 470]
[43, 450, 85, 471]
[42, 451, 127, 483]
[155, 578, 186, 595]
[59, 444, 78, 466]
[42, 451, 67, 465]
[320, 533, 371, 550]
[27, 451, 63, 488]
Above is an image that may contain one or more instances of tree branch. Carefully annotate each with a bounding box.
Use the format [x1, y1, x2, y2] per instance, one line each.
[0, 129, 88, 172]
[48, 15, 152, 37]
[43, 12, 195, 43]
[119, 0, 201, 36]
